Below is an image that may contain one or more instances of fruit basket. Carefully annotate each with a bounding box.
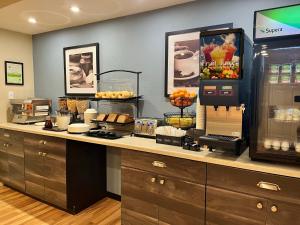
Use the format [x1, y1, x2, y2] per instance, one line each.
[170, 97, 196, 108]
[164, 112, 196, 129]
[169, 89, 197, 117]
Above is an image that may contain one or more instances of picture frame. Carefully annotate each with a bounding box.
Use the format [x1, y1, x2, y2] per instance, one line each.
[63, 43, 99, 96]
[165, 23, 233, 96]
[5, 61, 24, 85]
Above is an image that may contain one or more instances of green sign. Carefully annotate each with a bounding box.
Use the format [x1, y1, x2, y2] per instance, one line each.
[255, 4, 300, 39]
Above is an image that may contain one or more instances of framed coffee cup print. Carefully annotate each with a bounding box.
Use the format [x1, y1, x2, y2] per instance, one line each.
[64, 43, 99, 96]
[165, 23, 233, 96]
[5, 61, 24, 85]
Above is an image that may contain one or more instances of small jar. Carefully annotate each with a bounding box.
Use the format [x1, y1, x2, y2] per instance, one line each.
[44, 116, 53, 129]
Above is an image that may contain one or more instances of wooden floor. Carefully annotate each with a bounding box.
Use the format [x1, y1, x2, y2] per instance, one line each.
[0, 185, 121, 225]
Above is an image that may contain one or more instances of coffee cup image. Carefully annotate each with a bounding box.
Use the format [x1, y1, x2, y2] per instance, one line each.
[174, 50, 198, 76]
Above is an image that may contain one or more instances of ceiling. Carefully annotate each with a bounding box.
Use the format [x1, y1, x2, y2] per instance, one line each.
[0, 0, 194, 35]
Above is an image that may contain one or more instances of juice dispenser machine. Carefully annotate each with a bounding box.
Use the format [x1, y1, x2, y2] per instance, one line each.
[250, 4, 300, 164]
[198, 28, 252, 155]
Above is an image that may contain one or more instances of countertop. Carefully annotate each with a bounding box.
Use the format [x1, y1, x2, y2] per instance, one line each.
[0, 123, 299, 179]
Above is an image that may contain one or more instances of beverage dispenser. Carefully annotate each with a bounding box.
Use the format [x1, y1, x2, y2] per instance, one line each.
[197, 28, 252, 155]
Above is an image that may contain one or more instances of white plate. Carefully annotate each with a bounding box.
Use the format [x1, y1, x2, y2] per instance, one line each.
[34, 122, 45, 126]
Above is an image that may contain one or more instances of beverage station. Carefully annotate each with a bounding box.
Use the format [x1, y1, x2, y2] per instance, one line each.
[1, 2, 300, 225]
[6, 4, 300, 164]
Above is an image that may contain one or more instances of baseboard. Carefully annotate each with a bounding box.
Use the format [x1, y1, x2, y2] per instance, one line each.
[107, 192, 121, 201]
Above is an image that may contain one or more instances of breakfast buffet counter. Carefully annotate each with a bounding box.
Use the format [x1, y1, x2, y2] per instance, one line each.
[0, 122, 299, 179]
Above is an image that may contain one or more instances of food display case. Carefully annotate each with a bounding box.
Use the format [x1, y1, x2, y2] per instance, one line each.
[250, 4, 300, 164]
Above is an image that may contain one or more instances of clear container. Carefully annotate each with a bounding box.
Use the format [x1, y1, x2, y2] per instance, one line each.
[98, 78, 136, 93]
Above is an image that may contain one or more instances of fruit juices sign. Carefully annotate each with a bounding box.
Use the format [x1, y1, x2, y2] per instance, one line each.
[200, 32, 241, 79]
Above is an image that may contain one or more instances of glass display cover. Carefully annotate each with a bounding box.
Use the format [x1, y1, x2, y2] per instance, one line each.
[253, 45, 300, 157]
[200, 31, 241, 80]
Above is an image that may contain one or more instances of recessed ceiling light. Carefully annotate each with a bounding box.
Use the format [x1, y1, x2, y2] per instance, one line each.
[70, 6, 80, 13]
[28, 17, 37, 24]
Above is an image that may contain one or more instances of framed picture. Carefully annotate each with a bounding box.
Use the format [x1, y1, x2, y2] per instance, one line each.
[64, 43, 99, 96]
[165, 23, 233, 96]
[5, 61, 24, 85]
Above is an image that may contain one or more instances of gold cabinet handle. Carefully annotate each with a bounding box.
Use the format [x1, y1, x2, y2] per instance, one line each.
[257, 181, 281, 191]
[271, 205, 278, 213]
[159, 179, 165, 185]
[152, 161, 167, 168]
[3, 133, 10, 138]
[38, 152, 42, 156]
[43, 141, 47, 145]
[151, 177, 156, 183]
[42, 152, 47, 157]
[256, 202, 263, 209]
[39, 140, 44, 144]
[3, 143, 8, 148]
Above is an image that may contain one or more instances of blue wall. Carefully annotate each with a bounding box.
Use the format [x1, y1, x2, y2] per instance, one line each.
[33, 0, 299, 195]
[33, 0, 299, 118]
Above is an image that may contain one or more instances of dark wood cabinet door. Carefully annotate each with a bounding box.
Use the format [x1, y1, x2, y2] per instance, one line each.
[122, 166, 160, 204]
[0, 130, 9, 184]
[266, 201, 300, 225]
[5, 131, 24, 157]
[122, 166, 205, 225]
[6, 131, 24, 192]
[24, 134, 67, 208]
[206, 186, 267, 225]
[122, 196, 158, 225]
[7, 154, 24, 192]
[157, 175, 205, 225]
[43, 137, 66, 209]
[158, 206, 203, 225]
[0, 149, 8, 184]
[24, 135, 45, 200]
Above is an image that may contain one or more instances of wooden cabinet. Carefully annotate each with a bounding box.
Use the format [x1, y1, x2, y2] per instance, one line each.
[121, 150, 206, 225]
[24, 133, 67, 209]
[0, 130, 24, 192]
[266, 201, 300, 225]
[207, 164, 300, 225]
[24, 134, 107, 213]
[0, 129, 8, 184]
[206, 186, 267, 225]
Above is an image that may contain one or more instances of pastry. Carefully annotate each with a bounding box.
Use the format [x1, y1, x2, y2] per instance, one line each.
[97, 113, 107, 121]
[111, 92, 118, 99]
[95, 91, 135, 99]
[106, 113, 119, 122]
[117, 114, 134, 123]
[117, 91, 125, 98]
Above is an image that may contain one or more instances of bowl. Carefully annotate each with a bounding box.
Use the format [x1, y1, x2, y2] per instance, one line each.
[170, 97, 196, 108]
[164, 112, 196, 129]
[68, 123, 90, 134]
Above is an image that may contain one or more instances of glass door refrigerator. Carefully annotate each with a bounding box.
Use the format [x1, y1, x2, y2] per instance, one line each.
[250, 4, 300, 164]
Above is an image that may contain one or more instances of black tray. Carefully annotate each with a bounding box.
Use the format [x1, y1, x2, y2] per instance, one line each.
[86, 130, 122, 139]
[43, 127, 67, 132]
[199, 134, 247, 156]
[91, 119, 134, 126]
